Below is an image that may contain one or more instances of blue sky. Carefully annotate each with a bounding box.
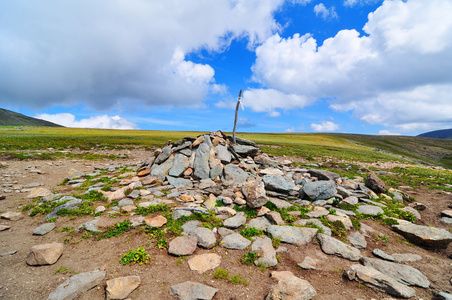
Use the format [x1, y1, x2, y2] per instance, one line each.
[1, 0, 452, 135]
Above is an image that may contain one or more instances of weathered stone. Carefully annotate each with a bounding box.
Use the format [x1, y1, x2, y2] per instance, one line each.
[106, 276, 141, 300]
[0, 225, 11, 231]
[169, 153, 189, 177]
[223, 212, 246, 229]
[0, 211, 24, 221]
[263, 175, 294, 194]
[173, 210, 193, 220]
[167, 176, 193, 188]
[317, 233, 361, 261]
[242, 181, 268, 208]
[144, 215, 167, 227]
[293, 219, 332, 236]
[193, 143, 210, 180]
[441, 209, 452, 218]
[306, 209, 329, 218]
[151, 154, 175, 180]
[344, 264, 416, 298]
[365, 173, 386, 194]
[214, 145, 232, 164]
[209, 165, 223, 180]
[189, 227, 216, 249]
[140, 175, 162, 186]
[326, 214, 353, 230]
[48, 270, 106, 300]
[303, 181, 337, 200]
[247, 217, 272, 231]
[343, 196, 359, 205]
[266, 274, 316, 300]
[170, 281, 218, 300]
[137, 169, 151, 177]
[308, 169, 340, 181]
[233, 145, 260, 157]
[260, 168, 284, 176]
[438, 292, 452, 300]
[215, 206, 236, 216]
[118, 198, 134, 207]
[361, 257, 430, 288]
[298, 256, 318, 270]
[392, 253, 422, 263]
[220, 233, 251, 249]
[347, 231, 367, 249]
[187, 253, 221, 274]
[252, 236, 277, 267]
[266, 225, 318, 246]
[33, 223, 56, 236]
[393, 223, 452, 248]
[27, 187, 52, 199]
[102, 189, 126, 202]
[26, 242, 64, 266]
[268, 197, 292, 209]
[265, 211, 285, 225]
[223, 164, 249, 184]
[154, 145, 172, 165]
[356, 205, 384, 215]
[181, 220, 201, 235]
[254, 155, 279, 168]
[372, 248, 395, 261]
[168, 236, 198, 256]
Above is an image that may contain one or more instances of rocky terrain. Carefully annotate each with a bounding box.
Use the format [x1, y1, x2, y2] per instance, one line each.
[1, 131, 452, 300]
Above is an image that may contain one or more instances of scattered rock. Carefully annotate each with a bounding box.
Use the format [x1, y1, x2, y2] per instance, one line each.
[189, 227, 216, 249]
[242, 181, 268, 208]
[347, 231, 367, 249]
[298, 256, 318, 270]
[356, 205, 384, 215]
[263, 175, 294, 194]
[247, 217, 272, 231]
[317, 233, 361, 261]
[144, 215, 167, 228]
[251, 236, 277, 267]
[168, 236, 198, 256]
[372, 248, 395, 262]
[220, 233, 251, 250]
[27, 187, 53, 199]
[303, 181, 337, 200]
[266, 272, 316, 300]
[187, 253, 221, 274]
[105, 276, 141, 300]
[393, 223, 452, 248]
[0, 250, 17, 257]
[0, 211, 24, 221]
[26, 242, 64, 266]
[392, 253, 422, 263]
[266, 225, 318, 246]
[0, 225, 11, 231]
[32, 223, 56, 236]
[365, 173, 386, 194]
[48, 270, 106, 300]
[170, 281, 218, 300]
[265, 211, 285, 225]
[223, 212, 246, 229]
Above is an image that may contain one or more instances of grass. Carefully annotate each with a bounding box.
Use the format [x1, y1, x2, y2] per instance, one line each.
[240, 252, 259, 265]
[213, 268, 248, 286]
[119, 247, 150, 265]
[95, 220, 133, 240]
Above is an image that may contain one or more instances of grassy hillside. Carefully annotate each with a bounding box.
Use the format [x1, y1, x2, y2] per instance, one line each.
[418, 128, 452, 139]
[0, 108, 63, 127]
[1, 127, 452, 169]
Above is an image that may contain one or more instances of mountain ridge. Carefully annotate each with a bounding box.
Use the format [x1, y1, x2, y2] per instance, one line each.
[0, 108, 63, 127]
[418, 128, 452, 139]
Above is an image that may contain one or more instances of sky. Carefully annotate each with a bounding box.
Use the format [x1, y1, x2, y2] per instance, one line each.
[1, 0, 452, 135]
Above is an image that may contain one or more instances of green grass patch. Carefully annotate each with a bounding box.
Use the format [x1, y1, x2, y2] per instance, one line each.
[240, 227, 263, 240]
[135, 204, 168, 216]
[95, 220, 133, 240]
[240, 252, 259, 265]
[119, 247, 150, 265]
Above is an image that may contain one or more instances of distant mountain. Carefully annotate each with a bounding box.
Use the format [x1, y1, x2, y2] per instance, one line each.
[0, 108, 63, 127]
[418, 128, 452, 139]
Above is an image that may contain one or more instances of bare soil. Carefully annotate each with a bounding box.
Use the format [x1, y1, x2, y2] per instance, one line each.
[1, 149, 452, 300]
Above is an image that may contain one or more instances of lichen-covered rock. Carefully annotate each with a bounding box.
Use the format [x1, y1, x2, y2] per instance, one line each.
[393, 223, 452, 248]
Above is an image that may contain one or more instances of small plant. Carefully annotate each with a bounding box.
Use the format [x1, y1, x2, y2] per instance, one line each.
[54, 266, 69, 274]
[146, 226, 164, 239]
[229, 274, 248, 286]
[156, 237, 168, 249]
[240, 227, 263, 240]
[213, 268, 229, 280]
[47, 217, 57, 223]
[61, 226, 75, 233]
[373, 234, 390, 246]
[351, 218, 361, 230]
[119, 247, 150, 265]
[382, 217, 399, 226]
[240, 252, 259, 265]
[95, 220, 132, 240]
[135, 204, 168, 216]
[337, 202, 358, 212]
[328, 209, 337, 215]
[272, 237, 281, 248]
[233, 205, 258, 219]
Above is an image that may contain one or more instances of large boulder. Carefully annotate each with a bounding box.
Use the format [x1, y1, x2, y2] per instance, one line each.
[317, 233, 361, 261]
[393, 223, 452, 248]
[266, 273, 316, 300]
[303, 181, 337, 200]
[266, 225, 317, 246]
[263, 175, 294, 194]
[26, 242, 63, 266]
[105, 276, 141, 300]
[365, 173, 386, 194]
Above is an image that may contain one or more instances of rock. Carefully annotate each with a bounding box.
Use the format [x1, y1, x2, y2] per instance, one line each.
[233, 145, 260, 157]
[344, 264, 416, 298]
[209, 165, 223, 180]
[293, 219, 332, 236]
[154, 145, 172, 164]
[409, 202, 426, 211]
[0, 225, 11, 231]
[169, 281, 218, 300]
[0, 250, 17, 257]
[181, 220, 201, 235]
[95, 206, 106, 214]
[118, 198, 134, 207]
[254, 155, 279, 168]
[33, 223, 56, 236]
[263, 175, 294, 194]
[151, 154, 175, 180]
[173, 210, 193, 220]
[298, 256, 318, 270]
[216, 206, 236, 216]
[266, 225, 318, 246]
[167, 176, 193, 188]
[169, 153, 189, 177]
[372, 248, 395, 261]
[26, 242, 64, 266]
[220, 233, 251, 250]
[391, 190, 404, 203]
[303, 181, 337, 200]
[308, 169, 340, 181]
[442, 209, 452, 218]
[317, 233, 361, 261]
[187, 253, 221, 274]
[214, 145, 232, 164]
[265, 211, 284, 225]
[347, 231, 367, 249]
[247, 217, 272, 231]
[223, 212, 246, 229]
[168, 236, 198, 256]
[48, 270, 106, 300]
[217, 227, 235, 237]
[193, 143, 211, 180]
[137, 169, 151, 177]
[400, 207, 421, 220]
[438, 292, 452, 300]
[0, 211, 24, 221]
[105, 276, 141, 300]
[306, 209, 329, 218]
[356, 205, 384, 215]
[252, 236, 277, 267]
[342, 196, 359, 205]
[393, 223, 452, 248]
[365, 173, 386, 194]
[241, 181, 268, 208]
[360, 257, 430, 288]
[102, 189, 126, 202]
[144, 215, 167, 227]
[260, 168, 284, 176]
[223, 164, 249, 184]
[326, 214, 353, 231]
[442, 217, 452, 224]
[392, 253, 422, 263]
[268, 197, 292, 209]
[189, 227, 216, 249]
[27, 187, 52, 199]
[266, 274, 316, 300]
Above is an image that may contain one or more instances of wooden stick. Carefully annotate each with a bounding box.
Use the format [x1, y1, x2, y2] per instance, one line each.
[232, 90, 242, 144]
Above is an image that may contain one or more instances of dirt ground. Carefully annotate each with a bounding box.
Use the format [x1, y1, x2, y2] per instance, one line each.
[1, 149, 452, 300]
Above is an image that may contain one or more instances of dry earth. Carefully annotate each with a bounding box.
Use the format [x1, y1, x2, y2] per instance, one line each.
[1, 148, 452, 300]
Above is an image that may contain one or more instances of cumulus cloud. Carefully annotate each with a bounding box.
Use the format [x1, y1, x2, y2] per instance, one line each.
[343, 0, 380, 7]
[379, 130, 401, 136]
[242, 88, 313, 113]
[310, 121, 339, 132]
[248, 0, 452, 133]
[36, 113, 138, 129]
[314, 3, 338, 20]
[285, 126, 295, 132]
[0, 0, 284, 110]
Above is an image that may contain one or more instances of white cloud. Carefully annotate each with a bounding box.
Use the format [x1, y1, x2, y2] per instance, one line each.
[0, 0, 284, 110]
[379, 130, 401, 136]
[269, 111, 281, 117]
[310, 121, 339, 132]
[249, 0, 452, 133]
[36, 113, 138, 129]
[343, 0, 380, 7]
[242, 88, 313, 113]
[285, 126, 295, 132]
[314, 3, 338, 20]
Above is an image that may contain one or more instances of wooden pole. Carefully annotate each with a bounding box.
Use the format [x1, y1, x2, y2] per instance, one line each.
[232, 90, 242, 144]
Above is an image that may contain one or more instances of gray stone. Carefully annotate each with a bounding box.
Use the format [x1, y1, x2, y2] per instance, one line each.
[220, 233, 251, 250]
[194, 143, 211, 180]
[247, 217, 272, 231]
[372, 248, 395, 261]
[127, 189, 140, 199]
[174, 141, 192, 152]
[187, 253, 221, 274]
[45, 198, 83, 220]
[401, 206, 421, 220]
[311, 200, 328, 207]
[391, 191, 404, 203]
[189, 227, 216, 249]
[151, 154, 175, 180]
[252, 236, 277, 267]
[48, 270, 106, 300]
[241, 181, 268, 208]
[0, 211, 24, 221]
[317, 233, 362, 261]
[27, 242, 64, 266]
[105, 276, 141, 300]
[265, 211, 284, 225]
[347, 231, 367, 249]
[342, 196, 359, 205]
[181, 220, 201, 235]
[365, 173, 386, 194]
[168, 153, 189, 177]
[254, 155, 279, 168]
[223, 212, 246, 229]
[166, 176, 193, 188]
[170, 281, 218, 300]
[293, 219, 332, 236]
[441, 209, 452, 218]
[268, 197, 292, 209]
[33, 223, 56, 236]
[233, 145, 260, 157]
[441, 217, 452, 224]
[214, 145, 232, 164]
[266, 274, 316, 300]
[298, 256, 318, 270]
[154, 145, 172, 165]
[199, 178, 215, 189]
[209, 165, 223, 180]
[344, 264, 415, 298]
[356, 205, 384, 215]
[263, 175, 294, 194]
[438, 292, 452, 300]
[168, 236, 198, 256]
[360, 257, 430, 288]
[266, 225, 318, 246]
[223, 164, 249, 184]
[392, 253, 422, 263]
[217, 227, 235, 237]
[173, 210, 193, 220]
[306, 209, 329, 218]
[308, 169, 340, 181]
[118, 198, 134, 207]
[303, 181, 337, 200]
[393, 223, 452, 248]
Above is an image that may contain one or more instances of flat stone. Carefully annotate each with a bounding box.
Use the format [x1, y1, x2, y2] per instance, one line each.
[260, 168, 284, 176]
[356, 205, 384, 215]
[0, 225, 11, 231]
[372, 248, 395, 261]
[220, 233, 251, 250]
[441, 217, 452, 224]
[326, 214, 353, 230]
[393, 223, 452, 248]
[242, 181, 268, 208]
[105, 276, 141, 300]
[193, 143, 211, 180]
[0, 211, 24, 221]
[266, 274, 316, 300]
[173, 210, 193, 220]
[360, 257, 430, 288]
[247, 217, 272, 231]
[217, 227, 235, 237]
[265, 211, 284, 225]
[170, 281, 218, 300]
[182, 220, 201, 235]
[438, 292, 452, 300]
[308, 169, 340, 181]
[168, 236, 198, 256]
[347, 231, 367, 249]
[118, 198, 134, 207]
[223, 212, 246, 229]
[187, 253, 221, 274]
[27, 187, 52, 199]
[392, 253, 423, 263]
[102, 189, 126, 202]
[266, 225, 318, 246]
[151, 154, 175, 180]
[306, 209, 329, 218]
[169, 153, 189, 177]
[317, 233, 361, 261]
[252, 236, 277, 267]
[293, 219, 332, 236]
[167, 176, 193, 188]
[154, 145, 172, 164]
[303, 181, 337, 200]
[214, 145, 232, 164]
[441, 210, 452, 218]
[26, 242, 64, 266]
[298, 256, 318, 270]
[33, 223, 56, 236]
[263, 175, 294, 194]
[189, 227, 216, 249]
[401, 207, 421, 220]
[268, 197, 293, 209]
[223, 164, 249, 184]
[233, 145, 260, 157]
[344, 264, 415, 298]
[48, 270, 106, 300]
[144, 215, 167, 227]
[343, 196, 359, 205]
